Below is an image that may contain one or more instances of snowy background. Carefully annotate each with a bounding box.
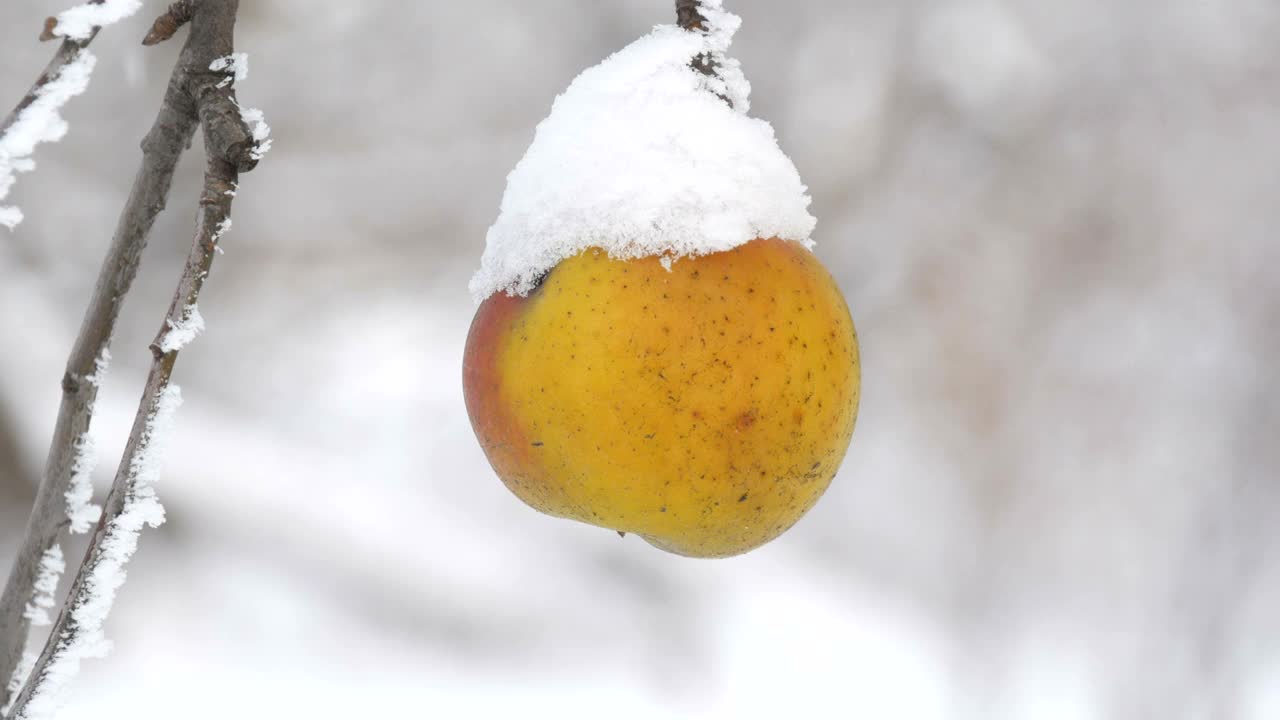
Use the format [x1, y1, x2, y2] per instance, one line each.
[2, 1, 1279, 718]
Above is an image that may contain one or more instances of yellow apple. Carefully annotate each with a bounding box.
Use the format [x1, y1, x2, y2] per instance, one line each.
[463, 237, 859, 557]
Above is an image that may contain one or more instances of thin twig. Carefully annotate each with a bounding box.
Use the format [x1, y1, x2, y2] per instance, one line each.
[675, 0, 708, 31]
[674, 0, 730, 105]
[2, 0, 123, 133]
[0, 0, 105, 137]
[0, 0, 259, 714]
[0, 40, 95, 138]
[1, 2, 152, 231]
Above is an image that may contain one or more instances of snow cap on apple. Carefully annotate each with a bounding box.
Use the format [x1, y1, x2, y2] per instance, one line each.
[469, 0, 817, 301]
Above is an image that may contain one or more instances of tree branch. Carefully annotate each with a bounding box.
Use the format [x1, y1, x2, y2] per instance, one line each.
[0, 0, 259, 714]
[0, 10, 195, 712]
[0, 0, 109, 136]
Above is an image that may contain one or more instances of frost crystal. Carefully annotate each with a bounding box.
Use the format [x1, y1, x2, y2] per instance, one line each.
[209, 218, 233, 255]
[0, 52, 97, 230]
[238, 105, 272, 160]
[158, 305, 205, 353]
[65, 349, 110, 534]
[470, 0, 815, 300]
[64, 434, 101, 535]
[223, 59, 271, 161]
[84, 348, 110, 387]
[22, 546, 65, 628]
[212, 218, 233, 242]
[209, 53, 249, 89]
[16, 386, 182, 720]
[48, 0, 143, 42]
[1, 653, 36, 717]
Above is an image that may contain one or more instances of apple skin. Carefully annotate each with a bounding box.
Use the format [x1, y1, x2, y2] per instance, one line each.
[463, 237, 859, 557]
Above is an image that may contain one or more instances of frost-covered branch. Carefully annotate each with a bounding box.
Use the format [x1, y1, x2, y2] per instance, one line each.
[0, 1, 144, 230]
[675, 0, 731, 103]
[0, 1, 164, 708]
[0, 0, 263, 715]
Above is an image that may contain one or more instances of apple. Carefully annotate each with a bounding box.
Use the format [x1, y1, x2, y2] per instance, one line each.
[463, 237, 859, 557]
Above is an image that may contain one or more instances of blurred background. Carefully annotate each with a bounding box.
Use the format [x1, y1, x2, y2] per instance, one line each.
[2, 0, 1279, 717]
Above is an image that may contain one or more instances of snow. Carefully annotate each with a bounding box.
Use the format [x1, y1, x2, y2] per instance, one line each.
[64, 434, 102, 535]
[14, 386, 182, 720]
[84, 348, 109, 388]
[209, 53, 249, 89]
[158, 305, 204, 353]
[237, 105, 272, 161]
[65, 349, 110, 534]
[0, 52, 97, 230]
[210, 218, 233, 254]
[1, 654, 35, 718]
[469, 0, 816, 300]
[22, 546, 65, 629]
[48, 0, 143, 42]
[212, 53, 271, 160]
[217, 54, 272, 161]
[212, 218, 232, 243]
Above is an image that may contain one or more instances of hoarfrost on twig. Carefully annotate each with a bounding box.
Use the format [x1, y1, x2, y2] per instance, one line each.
[158, 305, 205, 353]
[20, 548, 64, 629]
[16, 386, 183, 720]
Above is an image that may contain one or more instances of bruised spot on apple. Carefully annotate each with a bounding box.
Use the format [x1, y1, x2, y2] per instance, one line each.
[463, 237, 860, 558]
